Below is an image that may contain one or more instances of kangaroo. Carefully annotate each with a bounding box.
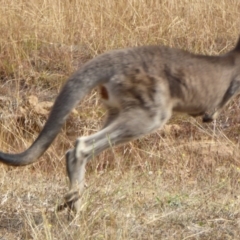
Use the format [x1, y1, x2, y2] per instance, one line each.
[0, 37, 240, 213]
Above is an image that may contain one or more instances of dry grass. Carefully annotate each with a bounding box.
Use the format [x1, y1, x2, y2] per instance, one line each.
[1, 0, 240, 239]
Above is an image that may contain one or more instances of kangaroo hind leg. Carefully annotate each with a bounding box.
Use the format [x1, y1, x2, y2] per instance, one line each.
[61, 72, 173, 213]
[62, 105, 172, 213]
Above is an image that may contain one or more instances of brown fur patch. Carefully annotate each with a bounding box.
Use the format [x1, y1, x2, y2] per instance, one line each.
[99, 85, 109, 100]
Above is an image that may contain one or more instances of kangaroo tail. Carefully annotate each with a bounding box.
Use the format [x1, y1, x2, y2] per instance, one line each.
[0, 51, 122, 166]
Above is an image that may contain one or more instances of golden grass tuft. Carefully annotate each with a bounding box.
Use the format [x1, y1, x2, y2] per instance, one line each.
[0, 0, 240, 239]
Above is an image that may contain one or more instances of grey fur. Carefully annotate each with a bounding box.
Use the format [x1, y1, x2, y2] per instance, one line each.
[1, 37, 240, 212]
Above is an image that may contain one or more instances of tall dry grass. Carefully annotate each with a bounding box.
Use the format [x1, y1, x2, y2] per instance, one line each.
[0, 0, 240, 239]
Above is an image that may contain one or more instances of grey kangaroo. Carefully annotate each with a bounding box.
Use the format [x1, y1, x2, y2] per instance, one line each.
[0, 37, 240, 213]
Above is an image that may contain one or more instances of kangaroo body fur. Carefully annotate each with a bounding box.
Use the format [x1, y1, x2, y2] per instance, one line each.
[1, 37, 240, 212]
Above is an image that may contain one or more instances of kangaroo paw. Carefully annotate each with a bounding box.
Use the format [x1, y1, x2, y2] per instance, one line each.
[57, 190, 81, 212]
